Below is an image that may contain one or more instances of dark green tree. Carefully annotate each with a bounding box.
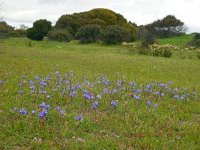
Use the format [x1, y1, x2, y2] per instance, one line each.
[26, 19, 52, 40]
[55, 8, 137, 42]
[0, 21, 14, 38]
[146, 15, 187, 38]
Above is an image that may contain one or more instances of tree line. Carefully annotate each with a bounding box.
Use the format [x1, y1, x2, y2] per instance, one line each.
[0, 8, 191, 44]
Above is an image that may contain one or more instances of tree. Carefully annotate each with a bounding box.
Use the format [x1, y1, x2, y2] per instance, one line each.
[26, 19, 52, 40]
[55, 8, 137, 42]
[146, 15, 187, 38]
[75, 24, 101, 43]
[100, 25, 131, 44]
[0, 21, 14, 38]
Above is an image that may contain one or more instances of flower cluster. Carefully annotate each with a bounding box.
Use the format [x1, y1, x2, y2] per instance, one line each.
[14, 70, 198, 122]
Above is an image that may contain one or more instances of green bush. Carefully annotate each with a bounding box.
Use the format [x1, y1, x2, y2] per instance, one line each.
[197, 50, 200, 59]
[137, 44, 173, 58]
[141, 33, 156, 48]
[75, 24, 101, 43]
[48, 29, 72, 42]
[15, 29, 26, 37]
[26, 19, 52, 41]
[188, 33, 200, 48]
[152, 48, 162, 57]
[163, 49, 172, 58]
[194, 33, 200, 40]
[0, 21, 15, 38]
[100, 25, 131, 44]
[138, 47, 150, 55]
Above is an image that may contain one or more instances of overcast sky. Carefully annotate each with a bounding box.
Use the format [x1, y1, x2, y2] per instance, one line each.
[1, 0, 200, 32]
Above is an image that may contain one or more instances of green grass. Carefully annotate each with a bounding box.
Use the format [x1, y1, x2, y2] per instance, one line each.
[158, 34, 194, 46]
[0, 38, 200, 149]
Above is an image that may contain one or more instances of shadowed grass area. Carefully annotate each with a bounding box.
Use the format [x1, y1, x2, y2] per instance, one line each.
[0, 38, 200, 149]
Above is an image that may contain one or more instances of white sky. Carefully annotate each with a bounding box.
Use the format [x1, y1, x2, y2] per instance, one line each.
[1, 0, 200, 32]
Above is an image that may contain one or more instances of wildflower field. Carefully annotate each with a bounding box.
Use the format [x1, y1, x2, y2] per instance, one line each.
[0, 38, 200, 149]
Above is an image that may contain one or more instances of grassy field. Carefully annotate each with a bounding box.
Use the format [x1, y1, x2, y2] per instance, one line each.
[0, 38, 200, 149]
[158, 34, 194, 46]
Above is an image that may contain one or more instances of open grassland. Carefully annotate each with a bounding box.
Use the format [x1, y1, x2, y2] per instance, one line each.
[158, 34, 194, 46]
[0, 38, 200, 149]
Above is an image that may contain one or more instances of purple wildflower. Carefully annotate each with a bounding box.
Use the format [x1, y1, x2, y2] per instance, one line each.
[84, 92, 94, 100]
[146, 100, 151, 106]
[173, 95, 179, 100]
[55, 106, 60, 111]
[103, 88, 108, 94]
[134, 95, 139, 100]
[45, 104, 50, 110]
[70, 91, 76, 98]
[111, 100, 117, 107]
[75, 115, 83, 121]
[32, 110, 36, 115]
[168, 81, 173, 85]
[96, 94, 101, 99]
[39, 102, 46, 108]
[18, 83, 22, 87]
[92, 101, 99, 109]
[38, 109, 48, 119]
[155, 91, 160, 96]
[19, 90, 23, 94]
[154, 103, 158, 108]
[47, 95, 51, 99]
[19, 108, 27, 115]
[113, 89, 117, 94]
[60, 110, 65, 115]
[117, 80, 122, 87]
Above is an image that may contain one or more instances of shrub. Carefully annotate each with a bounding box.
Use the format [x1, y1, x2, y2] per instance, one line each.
[188, 33, 200, 48]
[194, 33, 200, 40]
[75, 24, 101, 43]
[152, 48, 163, 57]
[100, 25, 131, 44]
[48, 29, 72, 42]
[141, 33, 156, 48]
[138, 47, 150, 55]
[26, 19, 52, 41]
[163, 49, 172, 58]
[197, 49, 200, 59]
[0, 21, 15, 38]
[15, 29, 26, 37]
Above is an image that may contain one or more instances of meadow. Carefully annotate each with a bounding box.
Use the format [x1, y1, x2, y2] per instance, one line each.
[0, 37, 200, 149]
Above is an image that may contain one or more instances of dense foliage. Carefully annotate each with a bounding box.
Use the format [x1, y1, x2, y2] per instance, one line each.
[48, 29, 72, 42]
[188, 33, 200, 48]
[55, 8, 137, 41]
[100, 25, 131, 44]
[145, 15, 187, 38]
[0, 21, 14, 38]
[75, 24, 101, 43]
[26, 19, 52, 41]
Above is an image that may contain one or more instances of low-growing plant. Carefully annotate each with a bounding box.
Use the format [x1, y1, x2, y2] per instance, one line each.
[163, 49, 173, 58]
[25, 39, 34, 47]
